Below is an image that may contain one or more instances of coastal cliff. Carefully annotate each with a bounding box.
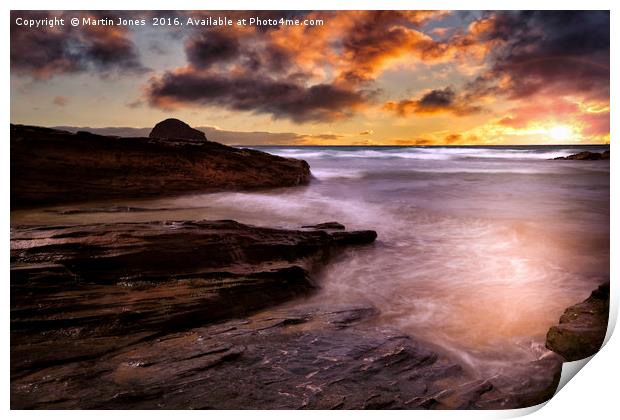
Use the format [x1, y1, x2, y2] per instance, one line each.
[11, 123, 311, 208]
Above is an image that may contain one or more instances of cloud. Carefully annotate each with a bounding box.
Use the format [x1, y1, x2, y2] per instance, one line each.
[144, 11, 488, 123]
[52, 96, 69, 106]
[369, 11, 608, 123]
[359, 130, 374, 135]
[444, 133, 463, 143]
[389, 138, 435, 146]
[384, 87, 482, 117]
[464, 11, 609, 101]
[142, 12, 375, 122]
[335, 11, 450, 84]
[580, 112, 610, 138]
[10, 11, 147, 79]
[14, 10, 608, 142]
[185, 30, 241, 68]
[147, 70, 371, 123]
[201, 126, 303, 145]
[302, 133, 344, 141]
[441, 133, 480, 144]
[496, 97, 609, 142]
[382, 11, 609, 123]
[125, 99, 144, 109]
[498, 100, 580, 129]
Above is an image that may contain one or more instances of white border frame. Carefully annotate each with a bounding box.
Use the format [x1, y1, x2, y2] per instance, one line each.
[4, 2, 617, 419]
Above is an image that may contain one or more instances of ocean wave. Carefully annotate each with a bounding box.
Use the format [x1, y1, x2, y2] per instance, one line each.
[260, 147, 586, 161]
[310, 168, 366, 180]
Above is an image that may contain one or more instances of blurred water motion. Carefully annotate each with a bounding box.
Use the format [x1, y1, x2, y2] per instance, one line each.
[12, 145, 609, 375]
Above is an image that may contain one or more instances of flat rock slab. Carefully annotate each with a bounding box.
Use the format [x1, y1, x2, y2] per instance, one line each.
[10, 220, 376, 383]
[10, 303, 561, 409]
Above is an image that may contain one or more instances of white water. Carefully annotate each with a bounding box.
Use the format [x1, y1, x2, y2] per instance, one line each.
[12, 146, 610, 376]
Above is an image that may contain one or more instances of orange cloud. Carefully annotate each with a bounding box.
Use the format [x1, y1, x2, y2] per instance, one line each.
[384, 87, 482, 117]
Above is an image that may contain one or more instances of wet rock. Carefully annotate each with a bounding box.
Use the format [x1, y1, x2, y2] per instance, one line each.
[11, 124, 311, 208]
[11, 220, 377, 284]
[329, 230, 378, 245]
[149, 118, 206, 141]
[475, 353, 563, 409]
[10, 302, 561, 409]
[327, 306, 379, 328]
[302, 222, 346, 230]
[553, 150, 609, 160]
[8, 304, 468, 409]
[546, 281, 609, 361]
[48, 205, 208, 214]
[10, 219, 377, 401]
[10, 218, 561, 410]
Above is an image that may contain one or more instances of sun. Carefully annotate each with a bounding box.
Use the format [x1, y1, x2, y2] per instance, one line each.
[547, 125, 574, 141]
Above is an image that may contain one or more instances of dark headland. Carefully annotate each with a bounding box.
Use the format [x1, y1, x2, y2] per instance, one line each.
[552, 150, 610, 160]
[10, 120, 608, 409]
[10, 121, 310, 208]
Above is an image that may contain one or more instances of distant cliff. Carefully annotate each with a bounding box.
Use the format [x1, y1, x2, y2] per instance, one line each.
[11, 122, 311, 208]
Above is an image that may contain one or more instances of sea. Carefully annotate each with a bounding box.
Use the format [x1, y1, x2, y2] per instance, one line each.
[12, 145, 610, 376]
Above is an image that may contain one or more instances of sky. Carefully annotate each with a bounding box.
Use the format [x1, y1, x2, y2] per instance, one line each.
[10, 10, 610, 145]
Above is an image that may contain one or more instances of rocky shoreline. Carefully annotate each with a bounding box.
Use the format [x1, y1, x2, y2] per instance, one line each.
[10, 220, 374, 406]
[9, 122, 609, 410]
[11, 219, 564, 409]
[11, 124, 311, 208]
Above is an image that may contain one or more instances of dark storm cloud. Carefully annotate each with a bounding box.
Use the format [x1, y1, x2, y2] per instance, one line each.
[147, 71, 369, 123]
[10, 11, 147, 78]
[257, 44, 296, 73]
[145, 11, 446, 122]
[418, 88, 456, 109]
[466, 11, 610, 100]
[185, 30, 241, 68]
[384, 87, 482, 117]
[185, 28, 294, 74]
[145, 10, 608, 124]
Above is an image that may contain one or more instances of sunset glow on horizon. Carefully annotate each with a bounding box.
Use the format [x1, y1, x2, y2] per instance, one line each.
[10, 11, 610, 146]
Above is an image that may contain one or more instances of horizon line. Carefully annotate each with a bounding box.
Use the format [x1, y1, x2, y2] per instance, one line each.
[9, 123, 610, 148]
[235, 144, 611, 148]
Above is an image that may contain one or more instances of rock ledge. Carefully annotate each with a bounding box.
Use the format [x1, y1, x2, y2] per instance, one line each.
[546, 281, 610, 361]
